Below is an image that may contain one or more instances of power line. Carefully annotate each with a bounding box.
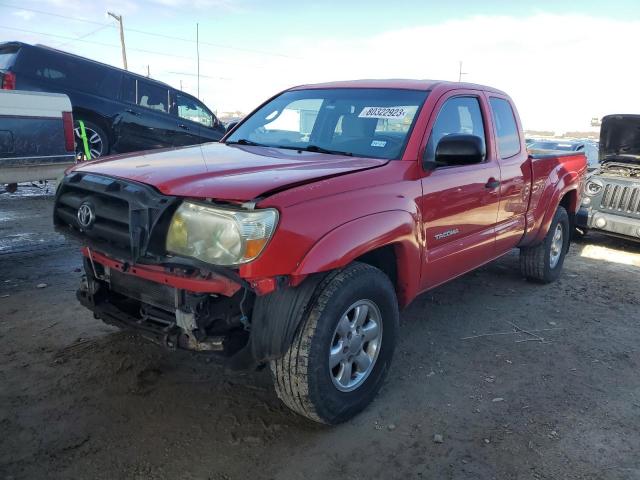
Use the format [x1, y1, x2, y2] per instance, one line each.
[0, 2, 301, 59]
[0, 25, 268, 69]
[55, 24, 112, 49]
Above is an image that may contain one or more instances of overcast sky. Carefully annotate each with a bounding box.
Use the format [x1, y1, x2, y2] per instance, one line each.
[2, 0, 639, 132]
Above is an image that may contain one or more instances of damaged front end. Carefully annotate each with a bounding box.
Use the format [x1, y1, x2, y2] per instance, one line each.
[77, 249, 251, 356]
[53, 171, 287, 365]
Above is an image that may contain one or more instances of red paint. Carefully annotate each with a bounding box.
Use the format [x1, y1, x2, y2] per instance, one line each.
[71, 80, 586, 308]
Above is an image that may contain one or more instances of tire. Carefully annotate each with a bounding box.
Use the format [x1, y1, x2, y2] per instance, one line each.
[74, 120, 109, 159]
[520, 206, 570, 283]
[270, 263, 399, 424]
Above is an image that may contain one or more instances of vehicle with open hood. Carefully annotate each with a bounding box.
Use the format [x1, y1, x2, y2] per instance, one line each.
[53, 80, 586, 424]
[577, 114, 640, 242]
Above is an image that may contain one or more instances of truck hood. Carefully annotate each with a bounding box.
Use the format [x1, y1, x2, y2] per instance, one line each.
[71, 143, 388, 201]
[600, 114, 640, 164]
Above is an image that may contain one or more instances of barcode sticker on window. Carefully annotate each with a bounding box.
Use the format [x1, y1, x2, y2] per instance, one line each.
[371, 140, 387, 147]
[359, 107, 408, 119]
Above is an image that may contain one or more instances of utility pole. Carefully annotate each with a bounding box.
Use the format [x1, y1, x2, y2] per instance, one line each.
[458, 61, 468, 82]
[147, 65, 150, 77]
[108, 11, 128, 70]
[196, 23, 200, 99]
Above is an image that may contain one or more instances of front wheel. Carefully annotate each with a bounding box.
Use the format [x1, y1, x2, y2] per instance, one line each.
[270, 263, 399, 424]
[520, 206, 570, 283]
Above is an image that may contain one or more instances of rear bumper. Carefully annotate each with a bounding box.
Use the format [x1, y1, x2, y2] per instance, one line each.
[0, 160, 74, 183]
[577, 207, 640, 241]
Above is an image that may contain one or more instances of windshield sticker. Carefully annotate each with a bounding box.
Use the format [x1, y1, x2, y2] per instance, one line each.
[371, 140, 387, 147]
[359, 107, 408, 119]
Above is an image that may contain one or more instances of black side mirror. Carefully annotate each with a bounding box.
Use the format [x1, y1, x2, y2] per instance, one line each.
[225, 121, 239, 133]
[424, 134, 486, 170]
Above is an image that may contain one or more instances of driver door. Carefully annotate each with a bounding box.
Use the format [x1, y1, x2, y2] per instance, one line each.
[171, 91, 225, 146]
[419, 93, 501, 290]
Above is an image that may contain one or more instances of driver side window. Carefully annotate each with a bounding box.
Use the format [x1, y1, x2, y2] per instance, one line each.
[176, 93, 213, 127]
[425, 96, 486, 164]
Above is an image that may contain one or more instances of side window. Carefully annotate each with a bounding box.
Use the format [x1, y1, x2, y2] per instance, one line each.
[176, 93, 213, 127]
[489, 98, 521, 158]
[426, 96, 486, 163]
[122, 76, 136, 104]
[137, 80, 168, 113]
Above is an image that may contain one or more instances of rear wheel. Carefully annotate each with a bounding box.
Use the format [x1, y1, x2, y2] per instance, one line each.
[270, 263, 399, 424]
[74, 120, 109, 159]
[520, 206, 570, 283]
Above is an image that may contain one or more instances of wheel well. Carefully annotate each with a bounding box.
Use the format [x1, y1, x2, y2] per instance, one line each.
[72, 108, 113, 146]
[559, 190, 577, 229]
[355, 245, 398, 294]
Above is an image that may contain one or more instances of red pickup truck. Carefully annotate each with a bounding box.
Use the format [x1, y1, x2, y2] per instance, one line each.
[54, 80, 586, 424]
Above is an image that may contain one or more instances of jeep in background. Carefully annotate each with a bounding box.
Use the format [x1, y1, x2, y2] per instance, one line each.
[53, 80, 586, 424]
[0, 41, 226, 158]
[577, 114, 640, 242]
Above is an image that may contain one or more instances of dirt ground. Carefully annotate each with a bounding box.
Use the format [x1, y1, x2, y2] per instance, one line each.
[1, 184, 639, 480]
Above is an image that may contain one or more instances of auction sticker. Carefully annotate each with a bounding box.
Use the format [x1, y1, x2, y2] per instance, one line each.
[359, 106, 408, 119]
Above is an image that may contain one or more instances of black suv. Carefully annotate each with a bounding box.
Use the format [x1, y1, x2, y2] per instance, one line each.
[0, 42, 226, 158]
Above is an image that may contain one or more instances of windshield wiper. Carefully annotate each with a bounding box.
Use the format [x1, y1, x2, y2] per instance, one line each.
[297, 144, 353, 156]
[226, 139, 266, 147]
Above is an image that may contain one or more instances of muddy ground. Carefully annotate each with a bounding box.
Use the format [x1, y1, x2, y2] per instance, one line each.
[1, 184, 639, 480]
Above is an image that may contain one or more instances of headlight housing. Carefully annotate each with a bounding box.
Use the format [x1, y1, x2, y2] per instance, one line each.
[166, 202, 278, 266]
[585, 179, 603, 196]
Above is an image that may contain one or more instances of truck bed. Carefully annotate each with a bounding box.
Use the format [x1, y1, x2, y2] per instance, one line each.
[0, 90, 75, 184]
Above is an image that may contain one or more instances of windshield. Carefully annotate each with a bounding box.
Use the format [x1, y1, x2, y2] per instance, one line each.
[226, 88, 429, 160]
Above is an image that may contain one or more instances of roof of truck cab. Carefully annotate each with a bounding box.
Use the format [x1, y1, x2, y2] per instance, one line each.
[289, 79, 508, 95]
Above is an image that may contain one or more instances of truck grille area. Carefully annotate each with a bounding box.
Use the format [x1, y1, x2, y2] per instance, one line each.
[108, 268, 176, 311]
[54, 172, 177, 262]
[597, 179, 640, 218]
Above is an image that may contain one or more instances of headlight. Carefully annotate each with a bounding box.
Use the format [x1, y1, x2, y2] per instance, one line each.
[585, 179, 603, 196]
[166, 202, 278, 266]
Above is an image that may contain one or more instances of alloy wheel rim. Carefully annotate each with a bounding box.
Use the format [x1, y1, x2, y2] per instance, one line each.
[329, 299, 383, 392]
[74, 125, 104, 159]
[550, 223, 564, 268]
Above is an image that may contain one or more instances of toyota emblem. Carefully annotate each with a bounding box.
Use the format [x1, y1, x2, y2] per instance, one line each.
[77, 202, 95, 229]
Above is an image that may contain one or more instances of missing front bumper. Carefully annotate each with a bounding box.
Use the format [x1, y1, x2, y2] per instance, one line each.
[77, 260, 248, 356]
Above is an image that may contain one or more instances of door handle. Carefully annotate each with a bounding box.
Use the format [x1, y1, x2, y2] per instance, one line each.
[485, 179, 501, 189]
[125, 109, 140, 116]
[178, 124, 190, 130]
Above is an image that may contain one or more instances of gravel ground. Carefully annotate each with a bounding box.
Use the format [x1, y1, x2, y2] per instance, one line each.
[1, 184, 639, 480]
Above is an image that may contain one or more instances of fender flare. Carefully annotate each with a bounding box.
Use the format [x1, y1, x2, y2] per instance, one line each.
[235, 211, 420, 367]
[529, 171, 579, 245]
[293, 210, 421, 306]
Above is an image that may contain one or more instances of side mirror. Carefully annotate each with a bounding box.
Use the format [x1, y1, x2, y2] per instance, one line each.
[225, 121, 239, 133]
[425, 134, 486, 170]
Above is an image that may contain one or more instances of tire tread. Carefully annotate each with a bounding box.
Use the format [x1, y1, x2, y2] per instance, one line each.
[270, 263, 387, 423]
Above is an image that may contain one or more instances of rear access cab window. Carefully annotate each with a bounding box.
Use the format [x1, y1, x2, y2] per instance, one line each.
[489, 97, 521, 158]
